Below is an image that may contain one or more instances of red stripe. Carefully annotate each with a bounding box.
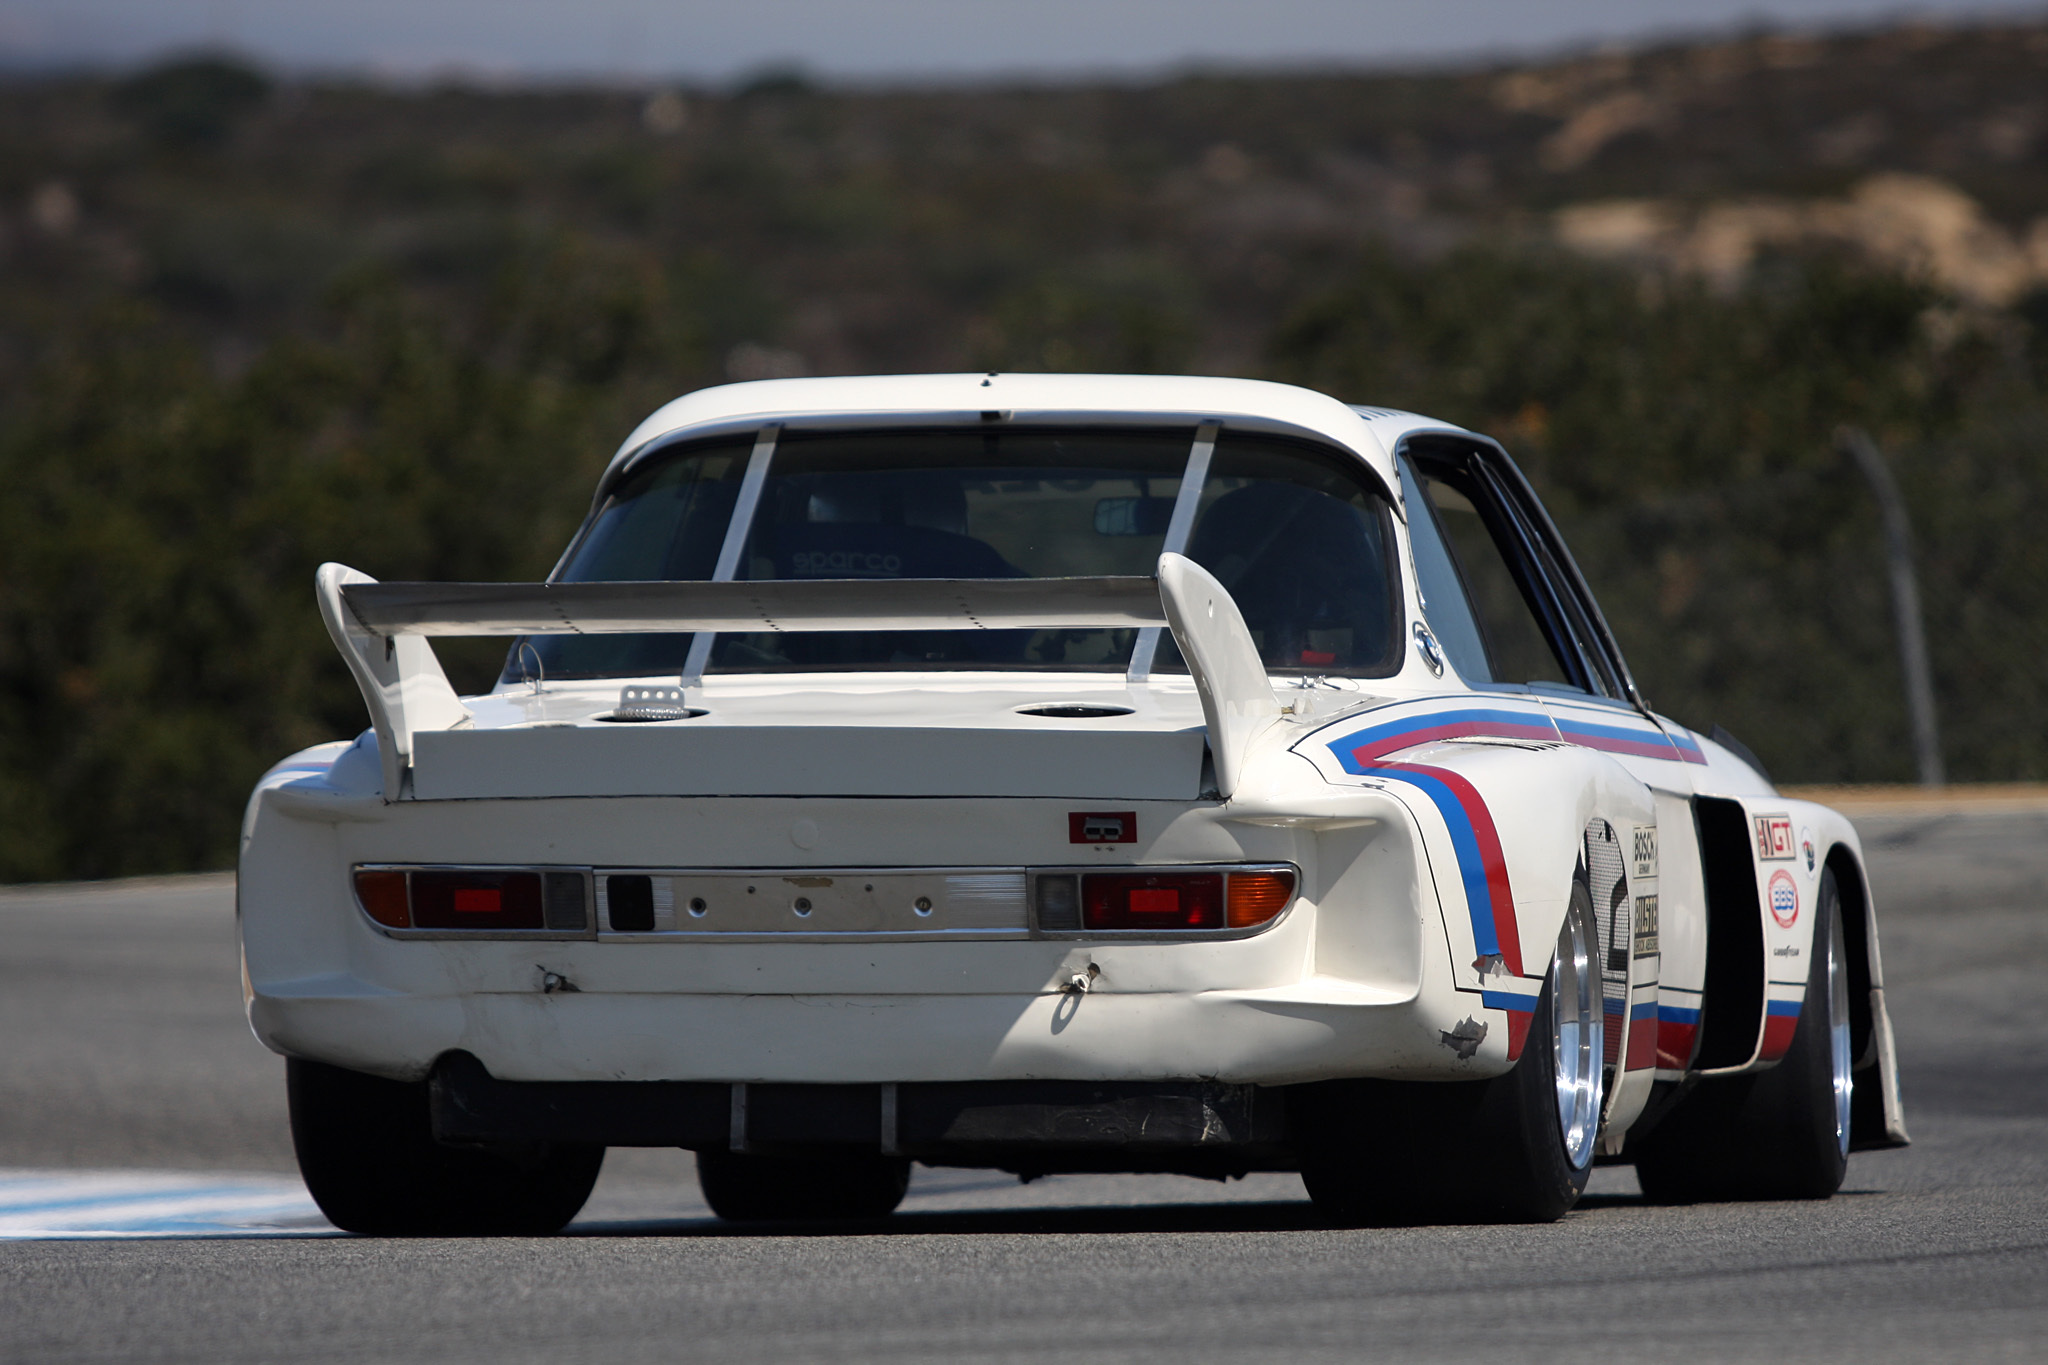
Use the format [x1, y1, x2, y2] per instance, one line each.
[1381, 760, 1525, 977]
[1626, 1015, 1658, 1070]
[1759, 1014, 1799, 1060]
[1655, 1020, 1697, 1071]
[1349, 719, 1557, 762]
[1570, 733, 1679, 760]
[1504, 1007, 1533, 1062]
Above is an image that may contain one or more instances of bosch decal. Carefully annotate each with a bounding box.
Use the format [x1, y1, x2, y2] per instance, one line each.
[1631, 826, 1658, 880]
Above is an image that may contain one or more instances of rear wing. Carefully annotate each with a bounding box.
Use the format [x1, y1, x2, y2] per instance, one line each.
[315, 555, 1279, 800]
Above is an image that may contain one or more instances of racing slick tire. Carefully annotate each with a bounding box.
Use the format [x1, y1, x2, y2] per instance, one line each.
[1296, 877, 1605, 1225]
[1633, 867, 1852, 1203]
[696, 1150, 912, 1221]
[288, 1058, 604, 1236]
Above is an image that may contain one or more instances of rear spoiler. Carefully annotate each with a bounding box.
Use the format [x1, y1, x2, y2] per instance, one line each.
[315, 556, 1279, 800]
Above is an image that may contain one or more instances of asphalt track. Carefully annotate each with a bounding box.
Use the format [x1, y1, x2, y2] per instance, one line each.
[2, 805, 2045, 1362]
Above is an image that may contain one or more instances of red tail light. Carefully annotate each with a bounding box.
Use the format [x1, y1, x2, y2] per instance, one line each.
[353, 869, 410, 928]
[1082, 872, 1224, 929]
[409, 871, 545, 930]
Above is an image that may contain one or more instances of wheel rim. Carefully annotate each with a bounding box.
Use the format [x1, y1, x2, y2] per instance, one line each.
[1551, 893, 1603, 1170]
[1828, 903, 1854, 1157]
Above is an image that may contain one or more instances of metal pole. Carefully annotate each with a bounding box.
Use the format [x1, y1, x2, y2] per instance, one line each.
[1836, 427, 1944, 787]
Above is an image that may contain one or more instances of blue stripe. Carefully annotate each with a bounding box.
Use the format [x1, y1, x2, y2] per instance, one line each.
[1766, 999, 1803, 1017]
[1630, 1001, 1657, 1020]
[1364, 768, 1500, 959]
[1657, 1004, 1701, 1024]
[1604, 997, 1626, 1015]
[1552, 717, 1677, 749]
[1481, 989, 1538, 1012]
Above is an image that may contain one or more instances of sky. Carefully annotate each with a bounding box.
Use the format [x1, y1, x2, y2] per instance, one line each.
[0, 0, 2043, 84]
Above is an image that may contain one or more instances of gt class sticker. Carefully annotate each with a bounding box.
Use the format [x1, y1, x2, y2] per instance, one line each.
[1768, 869, 1800, 928]
[1754, 814, 1796, 860]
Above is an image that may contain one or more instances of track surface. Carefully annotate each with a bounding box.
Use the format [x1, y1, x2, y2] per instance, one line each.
[3, 810, 2044, 1362]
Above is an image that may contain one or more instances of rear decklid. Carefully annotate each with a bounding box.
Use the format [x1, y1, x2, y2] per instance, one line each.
[411, 680, 1207, 801]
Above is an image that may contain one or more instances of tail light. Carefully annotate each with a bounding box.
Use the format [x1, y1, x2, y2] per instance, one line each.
[1035, 865, 1296, 935]
[1226, 871, 1295, 929]
[352, 867, 590, 936]
[1083, 872, 1224, 929]
[410, 871, 545, 930]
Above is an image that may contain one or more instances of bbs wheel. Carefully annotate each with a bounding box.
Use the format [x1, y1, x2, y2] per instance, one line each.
[289, 1058, 603, 1236]
[1296, 876, 1605, 1224]
[1635, 867, 1852, 1202]
[697, 1151, 911, 1221]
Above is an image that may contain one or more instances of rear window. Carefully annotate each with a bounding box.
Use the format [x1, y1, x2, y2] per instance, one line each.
[509, 425, 1400, 681]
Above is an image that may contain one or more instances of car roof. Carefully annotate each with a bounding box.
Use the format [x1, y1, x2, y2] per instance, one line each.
[605, 373, 1486, 503]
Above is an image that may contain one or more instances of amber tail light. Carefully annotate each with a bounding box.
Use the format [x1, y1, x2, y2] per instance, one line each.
[1226, 870, 1296, 929]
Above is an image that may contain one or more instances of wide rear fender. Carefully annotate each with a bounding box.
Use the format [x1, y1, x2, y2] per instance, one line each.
[1270, 720, 1657, 1038]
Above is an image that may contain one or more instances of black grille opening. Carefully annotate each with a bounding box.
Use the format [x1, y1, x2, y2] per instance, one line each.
[607, 874, 655, 932]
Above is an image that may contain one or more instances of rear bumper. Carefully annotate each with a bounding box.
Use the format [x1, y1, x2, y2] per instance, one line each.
[249, 972, 1458, 1088]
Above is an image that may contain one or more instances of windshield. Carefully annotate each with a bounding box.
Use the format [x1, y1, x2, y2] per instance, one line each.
[508, 425, 1401, 681]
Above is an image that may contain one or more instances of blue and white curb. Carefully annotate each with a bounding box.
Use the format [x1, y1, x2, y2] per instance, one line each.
[0, 1169, 334, 1238]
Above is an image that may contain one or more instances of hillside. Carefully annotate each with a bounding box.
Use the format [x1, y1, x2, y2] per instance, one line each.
[2, 21, 2046, 878]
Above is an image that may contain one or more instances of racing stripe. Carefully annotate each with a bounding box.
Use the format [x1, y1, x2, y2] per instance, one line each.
[1327, 708, 1553, 981]
[1335, 754, 1527, 978]
[1760, 997, 1803, 1059]
[1655, 1003, 1701, 1070]
[1625, 1000, 1658, 1070]
[1552, 716, 1683, 762]
[1666, 729, 1709, 765]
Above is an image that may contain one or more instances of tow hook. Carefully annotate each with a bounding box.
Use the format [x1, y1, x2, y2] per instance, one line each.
[1063, 963, 1101, 995]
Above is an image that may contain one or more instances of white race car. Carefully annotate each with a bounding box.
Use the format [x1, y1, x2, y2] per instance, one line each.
[239, 374, 1907, 1233]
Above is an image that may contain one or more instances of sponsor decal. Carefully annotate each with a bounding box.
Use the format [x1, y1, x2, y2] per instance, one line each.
[791, 550, 903, 577]
[1754, 813, 1797, 860]
[1801, 825, 1817, 873]
[1631, 825, 1659, 880]
[1632, 894, 1660, 956]
[1069, 812, 1136, 844]
[1768, 869, 1800, 928]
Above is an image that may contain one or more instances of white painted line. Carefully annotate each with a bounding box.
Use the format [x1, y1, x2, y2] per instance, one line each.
[0, 1169, 334, 1239]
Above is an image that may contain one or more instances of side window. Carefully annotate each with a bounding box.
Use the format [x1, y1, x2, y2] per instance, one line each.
[1397, 456, 1494, 684]
[1402, 442, 1611, 696]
